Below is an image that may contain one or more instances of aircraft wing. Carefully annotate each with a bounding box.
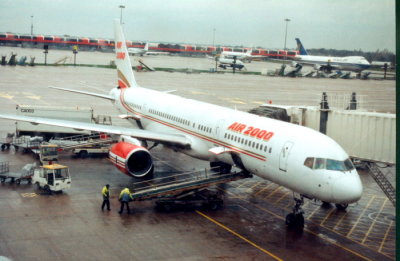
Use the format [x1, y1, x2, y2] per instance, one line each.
[0, 113, 190, 147]
[49, 86, 114, 101]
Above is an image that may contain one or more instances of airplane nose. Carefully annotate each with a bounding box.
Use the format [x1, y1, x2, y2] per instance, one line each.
[332, 173, 363, 204]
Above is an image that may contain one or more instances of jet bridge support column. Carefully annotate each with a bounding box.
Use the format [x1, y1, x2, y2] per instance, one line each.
[319, 92, 329, 134]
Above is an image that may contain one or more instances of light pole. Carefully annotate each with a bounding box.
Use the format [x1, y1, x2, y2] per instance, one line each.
[30, 15, 34, 35]
[284, 18, 290, 61]
[119, 5, 125, 25]
[212, 28, 216, 49]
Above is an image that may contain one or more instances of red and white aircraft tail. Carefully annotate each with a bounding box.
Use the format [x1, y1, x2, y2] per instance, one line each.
[114, 19, 138, 89]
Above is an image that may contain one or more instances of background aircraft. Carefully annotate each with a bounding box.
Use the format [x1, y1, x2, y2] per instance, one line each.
[294, 38, 370, 72]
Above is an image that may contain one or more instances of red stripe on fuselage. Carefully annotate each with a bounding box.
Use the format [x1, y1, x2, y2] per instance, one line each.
[118, 89, 267, 162]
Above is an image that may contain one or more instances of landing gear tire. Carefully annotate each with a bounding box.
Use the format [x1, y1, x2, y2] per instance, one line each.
[285, 213, 304, 228]
[162, 204, 172, 212]
[335, 203, 348, 210]
[286, 196, 305, 229]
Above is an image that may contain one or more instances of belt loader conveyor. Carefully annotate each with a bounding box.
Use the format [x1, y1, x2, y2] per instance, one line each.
[129, 169, 252, 211]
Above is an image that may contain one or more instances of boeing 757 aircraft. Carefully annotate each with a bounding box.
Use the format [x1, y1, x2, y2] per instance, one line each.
[294, 38, 370, 72]
[0, 20, 362, 228]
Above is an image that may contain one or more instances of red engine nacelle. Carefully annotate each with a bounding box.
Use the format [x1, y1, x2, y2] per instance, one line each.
[108, 142, 153, 178]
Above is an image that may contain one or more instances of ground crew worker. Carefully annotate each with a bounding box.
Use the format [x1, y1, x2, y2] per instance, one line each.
[101, 184, 110, 211]
[119, 187, 133, 214]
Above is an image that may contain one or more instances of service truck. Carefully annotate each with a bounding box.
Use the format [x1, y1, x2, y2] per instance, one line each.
[32, 163, 71, 192]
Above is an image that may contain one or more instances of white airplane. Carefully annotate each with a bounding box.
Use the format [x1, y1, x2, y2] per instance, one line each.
[218, 57, 245, 70]
[127, 43, 149, 56]
[221, 49, 252, 62]
[294, 38, 370, 72]
[128, 43, 169, 56]
[0, 20, 362, 227]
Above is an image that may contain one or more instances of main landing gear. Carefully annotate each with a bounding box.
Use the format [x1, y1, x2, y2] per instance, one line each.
[210, 161, 232, 174]
[286, 196, 305, 229]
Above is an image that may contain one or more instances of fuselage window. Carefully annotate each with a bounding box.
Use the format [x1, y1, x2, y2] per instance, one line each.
[260, 144, 263, 151]
[269, 148, 272, 153]
[256, 143, 259, 149]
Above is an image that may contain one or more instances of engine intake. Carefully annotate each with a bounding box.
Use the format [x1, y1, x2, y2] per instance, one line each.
[109, 142, 153, 178]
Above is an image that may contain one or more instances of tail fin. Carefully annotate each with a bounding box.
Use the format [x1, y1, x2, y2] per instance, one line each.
[295, 38, 308, 55]
[114, 19, 138, 88]
[246, 48, 252, 54]
[144, 42, 149, 51]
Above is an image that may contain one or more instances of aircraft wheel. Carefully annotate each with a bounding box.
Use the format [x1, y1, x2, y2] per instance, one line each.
[208, 202, 219, 211]
[162, 203, 173, 212]
[78, 150, 88, 158]
[286, 213, 295, 227]
[335, 203, 348, 211]
[44, 185, 51, 194]
[295, 214, 304, 228]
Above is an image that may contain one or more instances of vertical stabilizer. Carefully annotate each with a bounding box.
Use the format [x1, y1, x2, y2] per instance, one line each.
[114, 19, 138, 88]
[144, 42, 149, 51]
[295, 38, 308, 55]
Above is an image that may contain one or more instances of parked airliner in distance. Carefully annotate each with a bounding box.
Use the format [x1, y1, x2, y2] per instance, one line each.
[220, 49, 260, 63]
[0, 20, 363, 228]
[294, 38, 370, 72]
[127, 43, 148, 56]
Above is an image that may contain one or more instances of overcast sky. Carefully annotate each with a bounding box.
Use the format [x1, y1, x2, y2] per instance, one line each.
[0, 0, 396, 52]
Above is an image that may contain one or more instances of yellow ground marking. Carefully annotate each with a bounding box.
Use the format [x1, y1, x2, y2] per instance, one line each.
[255, 182, 274, 195]
[320, 208, 336, 226]
[247, 182, 262, 192]
[21, 193, 37, 198]
[333, 210, 348, 231]
[236, 180, 253, 188]
[361, 198, 387, 244]
[306, 203, 322, 219]
[378, 220, 394, 253]
[346, 196, 376, 238]
[196, 210, 283, 261]
[229, 99, 246, 105]
[190, 91, 207, 95]
[223, 190, 372, 261]
[162, 160, 385, 260]
[25, 95, 41, 100]
[0, 93, 14, 99]
[250, 101, 265, 105]
[275, 191, 290, 203]
[264, 185, 282, 199]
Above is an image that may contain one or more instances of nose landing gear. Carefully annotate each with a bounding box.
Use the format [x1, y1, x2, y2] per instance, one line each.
[286, 197, 305, 229]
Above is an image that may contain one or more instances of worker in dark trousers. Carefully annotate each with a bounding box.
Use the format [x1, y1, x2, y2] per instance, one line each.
[101, 184, 111, 211]
[119, 187, 133, 214]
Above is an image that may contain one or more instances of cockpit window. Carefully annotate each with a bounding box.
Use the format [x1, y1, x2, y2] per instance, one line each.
[314, 158, 326, 169]
[304, 157, 314, 169]
[304, 157, 354, 171]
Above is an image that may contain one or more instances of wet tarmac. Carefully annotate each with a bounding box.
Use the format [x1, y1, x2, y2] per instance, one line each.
[0, 48, 396, 260]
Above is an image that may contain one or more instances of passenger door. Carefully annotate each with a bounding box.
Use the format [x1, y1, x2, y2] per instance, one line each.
[279, 141, 294, 172]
